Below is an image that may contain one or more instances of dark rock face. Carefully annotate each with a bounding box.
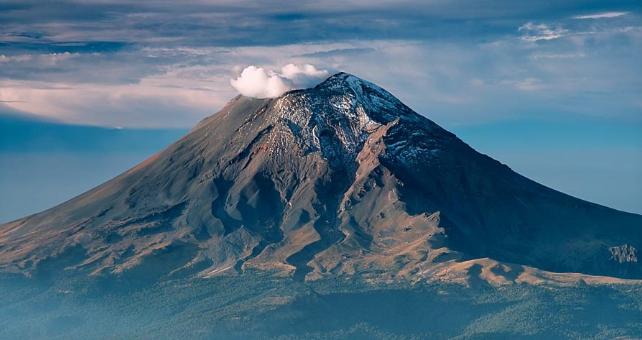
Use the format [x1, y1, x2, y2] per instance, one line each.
[1, 72, 641, 283]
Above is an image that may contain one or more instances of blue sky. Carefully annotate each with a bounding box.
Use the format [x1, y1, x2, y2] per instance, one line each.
[0, 0, 641, 219]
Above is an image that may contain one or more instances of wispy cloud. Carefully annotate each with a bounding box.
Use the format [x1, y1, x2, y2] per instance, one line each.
[573, 11, 628, 20]
[504, 78, 546, 91]
[531, 52, 585, 60]
[0, 79, 227, 128]
[518, 22, 567, 42]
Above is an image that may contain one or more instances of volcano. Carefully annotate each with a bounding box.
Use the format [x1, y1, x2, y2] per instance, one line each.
[1, 72, 640, 285]
[3, 72, 642, 339]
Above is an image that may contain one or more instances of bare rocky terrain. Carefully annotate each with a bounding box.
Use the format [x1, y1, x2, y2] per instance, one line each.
[1, 72, 641, 338]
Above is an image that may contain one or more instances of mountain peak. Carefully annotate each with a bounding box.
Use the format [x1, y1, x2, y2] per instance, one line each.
[265, 72, 431, 164]
[316, 71, 362, 86]
[1, 72, 641, 285]
[278, 72, 418, 127]
[316, 72, 391, 100]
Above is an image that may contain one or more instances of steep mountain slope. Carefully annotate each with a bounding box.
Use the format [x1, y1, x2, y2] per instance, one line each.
[0, 72, 640, 284]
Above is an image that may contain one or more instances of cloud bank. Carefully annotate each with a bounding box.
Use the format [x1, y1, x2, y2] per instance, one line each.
[230, 64, 329, 98]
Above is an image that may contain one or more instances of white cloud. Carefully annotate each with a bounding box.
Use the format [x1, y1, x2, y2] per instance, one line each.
[230, 64, 329, 98]
[518, 22, 567, 42]
[573, 12, 628, 20]
[280, 64, 329, 87]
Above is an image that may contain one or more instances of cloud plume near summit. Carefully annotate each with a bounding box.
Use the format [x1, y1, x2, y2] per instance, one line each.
[230, 64, 329, 98]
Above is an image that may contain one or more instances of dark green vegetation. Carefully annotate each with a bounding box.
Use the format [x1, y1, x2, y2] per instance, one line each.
[1, 273, 641, 339]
